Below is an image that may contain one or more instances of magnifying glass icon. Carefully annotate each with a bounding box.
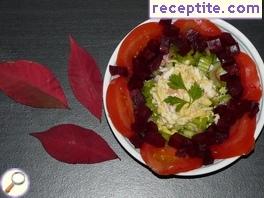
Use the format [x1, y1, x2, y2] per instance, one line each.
[5, 171, 25, 193]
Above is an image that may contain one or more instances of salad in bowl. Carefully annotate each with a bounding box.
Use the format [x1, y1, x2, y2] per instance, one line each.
[103, 19, 263, 176]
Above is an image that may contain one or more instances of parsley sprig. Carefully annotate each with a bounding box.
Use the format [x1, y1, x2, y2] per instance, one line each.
[164, 73, 204, 111]
[167, 74, 186, 90]
[164, 96, 188, 112]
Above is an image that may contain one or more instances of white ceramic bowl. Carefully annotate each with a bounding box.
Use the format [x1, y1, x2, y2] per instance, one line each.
[103, 19, 264, 176]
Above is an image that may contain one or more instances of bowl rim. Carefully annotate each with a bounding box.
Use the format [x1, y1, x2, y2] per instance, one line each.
[103, 19, 264, 176]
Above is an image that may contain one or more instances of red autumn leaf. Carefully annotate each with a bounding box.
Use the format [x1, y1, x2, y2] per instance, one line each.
[30, 124, 118, 164]
[0, 60, 68, 108]
[68, 36, 103, 120]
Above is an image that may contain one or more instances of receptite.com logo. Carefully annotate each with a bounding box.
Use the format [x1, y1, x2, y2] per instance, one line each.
[149, 0, 262, 19]
[1, 168, 30, 197]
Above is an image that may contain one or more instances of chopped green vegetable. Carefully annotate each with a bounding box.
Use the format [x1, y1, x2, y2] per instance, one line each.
[208, 62, 225, 87]
[211, 93, 231, 106]
[169, 45, 203, 66]
[177, 115, 214, 138]
[160, 132, 171, 141]
[210, 86, 231, 105]
[218, 86, 228, 94]
[192, 116, 213, 131]
[142, 80, 159, 120]
[180, 129, 196, 138]
[197, 57, 212, 73]
[142, 80, 155, 97]
[197, 53, 218, 74]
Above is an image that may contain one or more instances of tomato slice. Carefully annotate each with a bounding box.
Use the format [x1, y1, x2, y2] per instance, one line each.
[140, 143, 203, 175]
[106, 77, 135, 138]
[173, 19, 222, 37]
[116, 22, 163, 74]
[211, 114, 256, 159]
[235, 52, 262, 102]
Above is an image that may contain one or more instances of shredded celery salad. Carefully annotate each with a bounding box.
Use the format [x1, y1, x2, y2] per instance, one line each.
[142, 45, 231, 140]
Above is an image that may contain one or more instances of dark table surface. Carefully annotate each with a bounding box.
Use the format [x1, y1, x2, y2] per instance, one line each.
[0, 0, 264, 198]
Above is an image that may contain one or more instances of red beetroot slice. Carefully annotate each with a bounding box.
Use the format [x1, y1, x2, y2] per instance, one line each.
[174, 35, 192, 56]
[168, 133, 198, 158]
[168, 131, 215, 164]
[217, 51, 235, 67]
[160, 36, 170, 54]
[159, 19, 172, 30]
[31, 124, 118, 164]
[216, 118, 234, 133]
[220, 32, 237, 47]
[139, 39, 160, 62]
[200, 150, 214, 165]
[213, 99, 260, 136]
[141, 46, 157, 62]
[185, 29, 207, 52]
[207, 32, 240, 65]
[213, 104, 228, 117]
[132, 59, 151, 80]
[146, 39, 161, 54]
[109, 65, 128, 77]
[68, 35, 103, 120]
[143, 121, 165, 148]
[128, 75, 144, 90]
[131, 120, 147, 137]
[0, 60, 68, 108]
[128, 38, 164, 91]
[192, 124, 225, 147]
[132, 57, 151, 79]
[225, 64, 240, 76]
[236, 100, 259, 118]
[159, 19, 180, 43]
[206, 38, 223, 54]
[132, 39, 163, 80]
[134, 104, 152, 124]
[220, 73, 243, 98]
[128, 40, 161, 90]
[215, 32, 239, 56]
[130, 89, 145, 107]
[129, 134, 144, 148]
[226, 76, 243, 98]
[148, 54, 163, 73]
[168, 133, 193, 149]
[225, 43, 240, 56]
